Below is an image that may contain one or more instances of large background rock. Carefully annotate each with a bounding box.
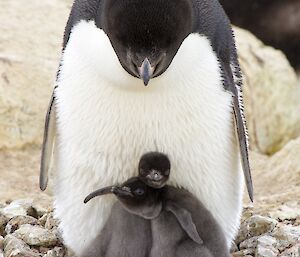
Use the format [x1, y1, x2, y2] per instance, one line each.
[0, 0, 72, 149]
[235, 27, 300, 155]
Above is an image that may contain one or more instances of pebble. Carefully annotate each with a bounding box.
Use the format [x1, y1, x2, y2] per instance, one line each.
[0, 214, 9, 236]
[13, 224, 58, 247]
[5, 215, 38, 234]
[3, 234, 39, 257]
[45, 213, 59, 230]
[269, 205, 300, 222]
[0, 199, 34, 219]
[256, 244, 278, 257]
[0, 237, 3, 257]
[272, 224, 300, 251]
[232, 248, 255, 257]
[1, 200, 300, 257]
[239, 236, 259, 249]
[43, 247, 65, 257]
[31, 202, 50, 218]
[279, 242, 300, 257]
[0, 235, 4, 249]
[236, 215, 278, 244]
[255, 235, 279, 257]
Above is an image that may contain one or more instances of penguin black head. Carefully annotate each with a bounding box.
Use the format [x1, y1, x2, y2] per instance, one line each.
[138, 152, 171, 188]
[99, 0, 193, 85]
[84, 177, 162, 219]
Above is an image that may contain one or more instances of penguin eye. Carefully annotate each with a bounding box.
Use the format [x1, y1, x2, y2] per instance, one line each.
[134, 188, 145, 196]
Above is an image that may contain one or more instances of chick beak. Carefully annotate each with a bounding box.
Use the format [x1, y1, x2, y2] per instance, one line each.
[84, 186, 115, 203]
[147, 170, 163, 181]
[138, 58, 155, 86]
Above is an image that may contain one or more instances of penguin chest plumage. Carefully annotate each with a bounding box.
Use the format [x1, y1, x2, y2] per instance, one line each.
[54, 20, 243, 254]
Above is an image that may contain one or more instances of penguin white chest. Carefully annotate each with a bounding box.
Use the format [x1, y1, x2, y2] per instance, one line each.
[54, 21, 243, 254]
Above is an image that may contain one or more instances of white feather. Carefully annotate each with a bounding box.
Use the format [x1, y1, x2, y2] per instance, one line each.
[54, 20, 243, 255]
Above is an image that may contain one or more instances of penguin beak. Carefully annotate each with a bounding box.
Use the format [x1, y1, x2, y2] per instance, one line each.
[138, 58, 155, 86]
[84, 186, 116, 203]
[147, 170, 163, 181]
[84, 185, 134, 203]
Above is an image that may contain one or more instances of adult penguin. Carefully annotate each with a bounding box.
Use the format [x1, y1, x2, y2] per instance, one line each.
[40, 0, 253, 254]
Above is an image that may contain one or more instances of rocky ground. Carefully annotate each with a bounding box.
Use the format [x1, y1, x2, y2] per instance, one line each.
[0, 200, 299, 257]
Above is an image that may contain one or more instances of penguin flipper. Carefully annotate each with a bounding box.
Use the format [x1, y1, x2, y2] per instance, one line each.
[166, 202, 203, 245]
[40, 86, 57, 191]
[221, 61, 253, 202]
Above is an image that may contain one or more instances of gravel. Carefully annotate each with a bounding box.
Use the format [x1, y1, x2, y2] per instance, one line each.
[0, 200, 300, 257]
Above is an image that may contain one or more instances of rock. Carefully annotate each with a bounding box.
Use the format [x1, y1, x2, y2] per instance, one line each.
[44, 213, 59, 230]
[0, 235, 3, 249]
[13, 224, 57, 247]
[232, 248, 255, 257]
[0, 0, 72, 150]
[5, 216, 38, 234]
[257, 235, 278, 248]
[230, 243, 239, 253]
[256, 245, 278, 257]
[39, 214, 48, 227]
[0, 199, 33, 219]
[3, 234, 39, 257]
[239, 236, 259, 250]
[249, 138, 300, 214]
[0, 236, 3, 257]
[234, 27, 300, 154]
[241, 206, 255, 222]
[236, 215, 278, 244]
[0, 213, 9, 236]
[32, 202, 50, 218]
[270, 205, 300, 222]
[43, 247, 65, 257]
[255, 235, 279, 257]
[272, 225, 300, 251]
[279, 243, 300, 257]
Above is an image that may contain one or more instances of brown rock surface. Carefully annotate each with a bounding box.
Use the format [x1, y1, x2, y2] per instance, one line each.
[249, 137, 300, 214]
[0, 0, 72, 149]
[234, 27, 300, 155]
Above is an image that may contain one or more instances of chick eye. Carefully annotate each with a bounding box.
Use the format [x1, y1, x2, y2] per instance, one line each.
[134, 188, 145, 196]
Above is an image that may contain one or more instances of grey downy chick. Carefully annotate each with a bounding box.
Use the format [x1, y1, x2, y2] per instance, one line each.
[80, 152, 172, 257]
[138, 152, 230, 257]
[84, 176, 205, 257]
[138, 152, 171, 189]
[81, 181, 152, 257]
[83, 152, 230, 257]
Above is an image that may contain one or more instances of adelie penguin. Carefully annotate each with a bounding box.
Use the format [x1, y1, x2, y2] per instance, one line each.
[40, 0, 253, 254]
[83, 152, 230, 257]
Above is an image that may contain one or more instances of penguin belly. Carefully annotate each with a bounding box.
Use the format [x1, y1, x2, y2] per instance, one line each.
[54, 20, 243, 255]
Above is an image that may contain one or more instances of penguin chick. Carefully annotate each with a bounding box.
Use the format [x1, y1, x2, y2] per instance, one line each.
[80, 178, 154, 257]
[138, 152, 171, 188]
[81, 181, 152, 257]
[84, 177, 230, 257]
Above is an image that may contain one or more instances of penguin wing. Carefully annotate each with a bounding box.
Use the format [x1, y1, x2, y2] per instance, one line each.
[40, 87, 57, 191]
[192, 0, 253, 201]
[166, 202, 203, 245]
[39, 0, 103, 190]
[221, 59, 253, 202]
